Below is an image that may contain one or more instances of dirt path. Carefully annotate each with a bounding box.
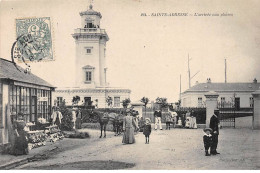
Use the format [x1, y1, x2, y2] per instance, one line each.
[16, 128, 260, 170]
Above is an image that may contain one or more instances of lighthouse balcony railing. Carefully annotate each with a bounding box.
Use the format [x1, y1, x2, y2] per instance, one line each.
[74, 28, 106, 34]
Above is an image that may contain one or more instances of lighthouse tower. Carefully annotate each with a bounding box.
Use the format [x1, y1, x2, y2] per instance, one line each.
[54, 4, 130, 108]
[72, 4, 109, 88]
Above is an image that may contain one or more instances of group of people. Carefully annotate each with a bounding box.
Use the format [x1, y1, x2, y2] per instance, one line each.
[122, 108, 152, 144]
[122, 107, 221, 157]
[7, 104, 220, 156]
[153, 108, 178, 130]
[175, 111, 198, 129]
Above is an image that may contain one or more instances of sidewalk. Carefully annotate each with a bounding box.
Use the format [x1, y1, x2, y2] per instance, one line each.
[0, 138, 63, 169]
[0, 129, 114, 170]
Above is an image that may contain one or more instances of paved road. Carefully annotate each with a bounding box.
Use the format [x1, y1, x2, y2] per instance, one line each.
[16, 128, 260, 170]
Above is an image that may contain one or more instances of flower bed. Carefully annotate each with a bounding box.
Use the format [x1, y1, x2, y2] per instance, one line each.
[26, 125, 64, 151]
[63, 131, 90, 139]
[27, 130, 48, 150]
[45, 125, 64, 143]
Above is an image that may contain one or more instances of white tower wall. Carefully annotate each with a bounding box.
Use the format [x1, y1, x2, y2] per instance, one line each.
[75, 39, 100, 88]
[73, 5, 108, 88]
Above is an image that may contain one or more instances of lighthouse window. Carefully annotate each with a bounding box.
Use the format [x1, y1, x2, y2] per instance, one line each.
[114, 97, 120, 107]
[87, 23, 93, 28]
[86, 48, 91, 54]
[86, 71, 92, 82]
[198, 97, 202, 107]
[85, 47, 93, 54]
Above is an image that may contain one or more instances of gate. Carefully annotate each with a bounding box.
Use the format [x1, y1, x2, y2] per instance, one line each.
[217, 102, 235, 128]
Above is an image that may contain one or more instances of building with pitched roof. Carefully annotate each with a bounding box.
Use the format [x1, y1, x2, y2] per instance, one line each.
[181, 78, 260, 108]
[0, 58, 55, 145]
[53, 5, 131, 108]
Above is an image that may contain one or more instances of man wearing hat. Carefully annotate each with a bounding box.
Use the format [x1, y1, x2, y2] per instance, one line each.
[210, 109, 220, 155]
[203, 127, 213, 156]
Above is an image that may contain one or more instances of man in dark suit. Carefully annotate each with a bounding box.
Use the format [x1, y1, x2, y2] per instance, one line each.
[209, 109, 220, 155]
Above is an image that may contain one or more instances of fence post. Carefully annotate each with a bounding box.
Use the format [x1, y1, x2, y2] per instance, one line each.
[252, 90, 260, 130]
[204, 91, 219, 127]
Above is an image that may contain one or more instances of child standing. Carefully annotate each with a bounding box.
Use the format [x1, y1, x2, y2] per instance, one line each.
[143, 118, 152, 144]
[165, 113, 172, 130]
[203, 128, 213, 156]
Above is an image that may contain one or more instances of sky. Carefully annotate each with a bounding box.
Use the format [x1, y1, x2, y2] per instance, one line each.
[1, 0, 260, 103]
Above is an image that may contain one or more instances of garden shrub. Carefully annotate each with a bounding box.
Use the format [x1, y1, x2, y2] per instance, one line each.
[60, 105, 74, 131]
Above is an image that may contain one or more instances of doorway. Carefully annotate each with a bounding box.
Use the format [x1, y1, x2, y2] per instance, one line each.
[235, 97, 240, 110]
[84, 97, 92, 106]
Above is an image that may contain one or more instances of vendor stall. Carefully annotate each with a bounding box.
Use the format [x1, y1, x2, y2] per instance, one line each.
[0, 58, 56, 149]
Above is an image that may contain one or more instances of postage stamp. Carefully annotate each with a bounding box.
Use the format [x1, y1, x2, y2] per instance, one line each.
[14, 17, 54, 62]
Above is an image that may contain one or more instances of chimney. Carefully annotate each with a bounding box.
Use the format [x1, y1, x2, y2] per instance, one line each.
[253, 78, 257, 84]
[195, 81, 199, 85]
[207, 78, 211, 83]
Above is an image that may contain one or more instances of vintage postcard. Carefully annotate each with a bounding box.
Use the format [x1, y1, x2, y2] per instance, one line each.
[0, 0, 259, 170]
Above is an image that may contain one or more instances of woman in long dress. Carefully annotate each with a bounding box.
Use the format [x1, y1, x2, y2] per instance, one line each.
[11, 113, 29, 155]
[122, 109, 138, 144]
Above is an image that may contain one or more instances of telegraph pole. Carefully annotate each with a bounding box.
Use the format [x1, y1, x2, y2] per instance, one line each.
[225, 59, 227, 83]
[179, 74, 182, 100]
[179, 74, 182, 107]
[188, 54, 199, 88]
[188, 54, 191, 88]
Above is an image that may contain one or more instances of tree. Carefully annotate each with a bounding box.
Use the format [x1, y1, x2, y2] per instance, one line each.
[155, 97, 168, 110]
[122, 98, 131, 108]
[140, 97, 149, 116]
[106, 96, 113, 108]
[59, 99, 74, 131]
[72, 96, 80, 105]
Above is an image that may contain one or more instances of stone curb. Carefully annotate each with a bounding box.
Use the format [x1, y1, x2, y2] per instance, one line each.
[0, 129, 102, 170]
[0, 145, 58, 170]
[0, 157, 29, 170]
